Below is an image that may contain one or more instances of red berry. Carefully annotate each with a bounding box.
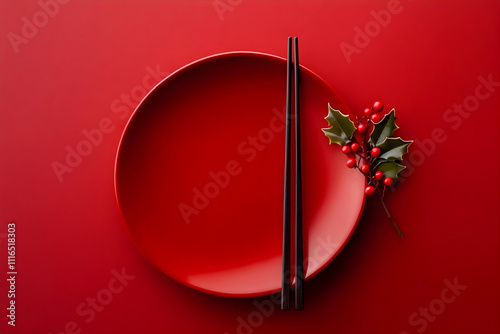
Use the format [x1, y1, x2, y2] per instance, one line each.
[357, 123, 367, 133]
[372, 101, 384, 112]
[383, 177, 393, 186]
[363, 108, 372, 116]
[370, 147, 381, 158]
[346, 158, 356, 168]
[350, 143, 360, 152]
[375, 171, 384, 180]
[370, 113, 383, 123]
[341, 145, 351, 154]
[365, 186, 375, 195]
[360, 164, 370, 174]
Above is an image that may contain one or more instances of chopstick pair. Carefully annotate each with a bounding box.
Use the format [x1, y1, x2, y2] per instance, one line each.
[281, 36, 304, 311]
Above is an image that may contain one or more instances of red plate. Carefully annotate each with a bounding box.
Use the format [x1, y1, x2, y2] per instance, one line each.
[114, 52, 365, 297]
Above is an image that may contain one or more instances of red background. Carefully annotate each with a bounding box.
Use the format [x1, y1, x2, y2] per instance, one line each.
[1, 0, 499, 333]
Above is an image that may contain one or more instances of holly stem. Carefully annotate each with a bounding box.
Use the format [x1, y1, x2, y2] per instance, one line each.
[379, 196, 404, 238]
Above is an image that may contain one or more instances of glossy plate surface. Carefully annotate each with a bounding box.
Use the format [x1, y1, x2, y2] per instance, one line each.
[114, 52, 365, 297]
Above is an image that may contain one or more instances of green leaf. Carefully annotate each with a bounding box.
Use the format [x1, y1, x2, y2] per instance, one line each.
[377, 137, 412, 161]
[376, 161, 406, 180]
[369, 109, 398, 146]
[322, 104, 356, 146]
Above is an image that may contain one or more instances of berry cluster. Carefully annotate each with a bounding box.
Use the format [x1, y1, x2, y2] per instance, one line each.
[340, 101, 392, 196]
[323, 100, 412, 238]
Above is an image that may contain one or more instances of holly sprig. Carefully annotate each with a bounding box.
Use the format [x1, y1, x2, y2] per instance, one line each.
[322, 101, 413, 238]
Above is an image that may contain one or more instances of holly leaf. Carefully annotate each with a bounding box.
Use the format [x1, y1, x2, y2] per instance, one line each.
[377, 137, 412, 161]
[322, 104, 356, 146]
[375, 161, 406, 179]
[369, 109, 398, 146]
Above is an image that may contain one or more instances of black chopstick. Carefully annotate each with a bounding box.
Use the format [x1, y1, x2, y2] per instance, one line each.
[281, 36, 303, 310]
[294, 36, 304, 310]
[281, 36, 292, 311]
